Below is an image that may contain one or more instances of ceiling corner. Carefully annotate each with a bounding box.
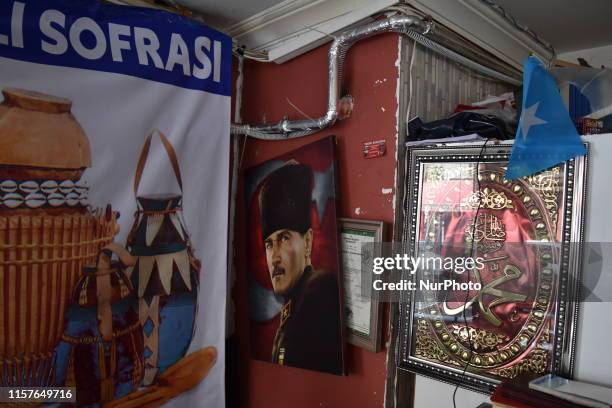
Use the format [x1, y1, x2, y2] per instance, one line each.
[227, 0, 397, 63]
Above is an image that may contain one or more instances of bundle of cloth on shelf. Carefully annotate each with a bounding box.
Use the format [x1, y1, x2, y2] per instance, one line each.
[407, 92, 518, 142]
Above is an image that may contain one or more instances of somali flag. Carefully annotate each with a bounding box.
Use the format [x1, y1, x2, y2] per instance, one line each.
[505, 56, 586, 179]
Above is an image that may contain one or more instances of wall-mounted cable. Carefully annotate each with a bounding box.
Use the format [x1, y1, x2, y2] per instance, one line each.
[452, 139, 489, 408]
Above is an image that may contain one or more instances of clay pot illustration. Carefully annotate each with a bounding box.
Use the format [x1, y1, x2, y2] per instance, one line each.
[0, 88, 118, 386]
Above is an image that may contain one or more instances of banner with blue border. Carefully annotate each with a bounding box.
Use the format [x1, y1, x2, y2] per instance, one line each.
[0, 0, 232, 96]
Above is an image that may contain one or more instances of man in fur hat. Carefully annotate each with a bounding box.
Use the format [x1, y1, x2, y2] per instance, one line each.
[259, 163, 343, 375]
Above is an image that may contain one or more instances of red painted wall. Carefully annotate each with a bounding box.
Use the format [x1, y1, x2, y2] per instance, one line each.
[231, 32, 401, 408]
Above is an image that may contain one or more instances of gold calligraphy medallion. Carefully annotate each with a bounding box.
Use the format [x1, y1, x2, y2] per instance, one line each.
[413, 163, 561, 378]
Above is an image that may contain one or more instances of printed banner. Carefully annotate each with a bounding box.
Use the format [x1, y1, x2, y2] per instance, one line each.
[0, 0, 230, 406]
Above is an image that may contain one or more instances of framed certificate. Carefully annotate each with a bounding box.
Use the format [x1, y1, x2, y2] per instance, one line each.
[397, 144, 588, 393]
[340, 218, 385, 352]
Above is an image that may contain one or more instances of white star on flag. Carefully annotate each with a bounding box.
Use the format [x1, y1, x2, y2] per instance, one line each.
[521, 101, 547, 141]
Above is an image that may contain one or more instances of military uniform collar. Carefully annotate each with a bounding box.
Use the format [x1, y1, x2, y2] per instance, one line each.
[279, 266, 313, 327]
[285, 265, 312, 302]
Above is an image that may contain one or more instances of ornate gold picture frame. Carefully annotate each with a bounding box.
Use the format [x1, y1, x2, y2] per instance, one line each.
[397, 144, 588, 393]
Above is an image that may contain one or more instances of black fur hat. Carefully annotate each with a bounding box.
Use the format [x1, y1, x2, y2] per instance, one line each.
[259, 164, 313, 239]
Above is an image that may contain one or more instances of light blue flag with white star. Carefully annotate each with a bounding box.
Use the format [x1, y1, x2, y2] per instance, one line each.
[505, 56, 586, 179]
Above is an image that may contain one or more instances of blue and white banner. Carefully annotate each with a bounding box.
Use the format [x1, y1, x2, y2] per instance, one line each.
[0, 0, 230, 406]
[0, 0, 231, 93]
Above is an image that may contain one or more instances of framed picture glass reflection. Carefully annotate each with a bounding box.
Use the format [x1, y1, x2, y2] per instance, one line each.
[397, 144, 588, 393]
[340, 218, 385, 352]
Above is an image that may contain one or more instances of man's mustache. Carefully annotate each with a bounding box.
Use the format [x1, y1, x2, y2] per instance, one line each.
[272, 266, 285, 277]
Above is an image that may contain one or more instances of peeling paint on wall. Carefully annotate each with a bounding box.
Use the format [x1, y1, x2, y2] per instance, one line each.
[391, 36, 402, 227]
[374, 78, 388, 86]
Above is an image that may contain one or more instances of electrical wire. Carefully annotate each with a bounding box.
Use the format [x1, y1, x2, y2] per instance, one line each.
[477, 0, 555, 57]
[386, 1, 555, 59]
[384, 4, 426, 18]
[385, 5, 522, 86]
[395, 34, 419, 408]
[400, 35, 418, 265]
[404, 30, 521, 86]
[405, 39, 418, 130]
[452, 138, 489, 408]
[232, 44, 270, 62]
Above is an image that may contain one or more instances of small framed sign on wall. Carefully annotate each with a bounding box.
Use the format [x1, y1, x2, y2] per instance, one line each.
[339, 218, 385, 352]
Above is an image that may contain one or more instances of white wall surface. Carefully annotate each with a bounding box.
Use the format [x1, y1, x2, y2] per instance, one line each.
[558, 44, 612, 68]
[412, 134, 612, 408]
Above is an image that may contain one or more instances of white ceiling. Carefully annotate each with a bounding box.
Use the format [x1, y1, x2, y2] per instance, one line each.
[176, 0, 612, 55]
[176, 0, 285, 29]
[488, 0, 612, 53]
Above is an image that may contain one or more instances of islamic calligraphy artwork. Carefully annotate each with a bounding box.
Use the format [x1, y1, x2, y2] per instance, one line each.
[441, 263, 527, 327]
[464, 213, 506, 253]
[397, 145, 587, 393]
[462, 188, 514, 210]
[526, 167, 561, 232]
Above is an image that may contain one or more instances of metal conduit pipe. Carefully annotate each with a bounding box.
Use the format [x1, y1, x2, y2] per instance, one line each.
[404, 30, 522, 86]
[230, 15, 434, 140]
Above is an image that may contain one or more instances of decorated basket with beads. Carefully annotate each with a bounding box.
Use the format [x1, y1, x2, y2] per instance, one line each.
[53, 244, 144, 407]
[0, 209, 119, 387]
[0, 178, 90, 210]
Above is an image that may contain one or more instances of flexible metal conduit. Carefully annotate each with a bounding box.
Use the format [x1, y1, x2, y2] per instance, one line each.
[230, 15, 434, 140]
